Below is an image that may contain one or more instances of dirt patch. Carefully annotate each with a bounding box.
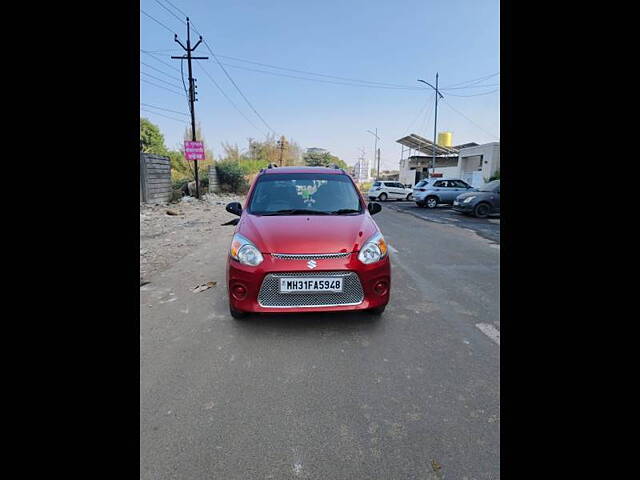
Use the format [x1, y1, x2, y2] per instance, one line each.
[140, 193, 245, 283]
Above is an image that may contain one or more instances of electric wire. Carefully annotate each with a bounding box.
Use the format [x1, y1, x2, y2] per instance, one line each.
[141, 103, 189, 116]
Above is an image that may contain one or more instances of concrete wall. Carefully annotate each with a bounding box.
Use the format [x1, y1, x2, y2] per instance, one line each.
[457, 142, 500, 186]
[140, 153, 171, 203]
[209, 165, 221, 194]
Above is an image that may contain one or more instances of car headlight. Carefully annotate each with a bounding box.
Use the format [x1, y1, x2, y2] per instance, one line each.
[358, 232, 388, 264]
[463, 196, 476, 203]
[230, 233, 264, 266]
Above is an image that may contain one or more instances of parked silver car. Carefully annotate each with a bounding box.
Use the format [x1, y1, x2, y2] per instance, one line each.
[413, 178, 476, 208]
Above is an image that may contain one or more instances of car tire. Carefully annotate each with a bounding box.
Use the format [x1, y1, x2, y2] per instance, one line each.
[366, 305, 386, 315]
[229, 305, 248, 319]
[378, 193, 388, 202]
[473, 202, 491, 218]
[406, 193, 413, 201]
[425, 196, 438, 209]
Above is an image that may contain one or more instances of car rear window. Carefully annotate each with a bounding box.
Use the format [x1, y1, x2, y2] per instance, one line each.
[373, 181, 381, 187]
[415, 180, 427, 187]
[249, 173, 363, 215]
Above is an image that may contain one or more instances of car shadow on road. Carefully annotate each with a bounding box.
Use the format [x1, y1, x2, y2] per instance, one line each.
[230, 310, 384, 335]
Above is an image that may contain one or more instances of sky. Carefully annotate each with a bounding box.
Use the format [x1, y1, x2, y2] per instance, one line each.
[140, 0, 499, 171]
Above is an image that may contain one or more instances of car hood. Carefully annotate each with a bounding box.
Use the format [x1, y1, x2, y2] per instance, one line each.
[456, 190, 483, 199]
[237, 213, 379, 254]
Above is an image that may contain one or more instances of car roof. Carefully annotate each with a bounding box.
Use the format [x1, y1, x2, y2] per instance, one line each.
[262, 166, 344, 175]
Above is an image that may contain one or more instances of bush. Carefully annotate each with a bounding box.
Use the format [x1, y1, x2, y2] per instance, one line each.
[216, 160, 249, 193]
[485, 170, 500, 183]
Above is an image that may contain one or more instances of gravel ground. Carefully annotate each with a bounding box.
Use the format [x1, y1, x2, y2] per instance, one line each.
[140, 193, 245, 284]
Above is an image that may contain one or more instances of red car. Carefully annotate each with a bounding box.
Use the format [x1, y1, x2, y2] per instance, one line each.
[224, 165, 390, 319]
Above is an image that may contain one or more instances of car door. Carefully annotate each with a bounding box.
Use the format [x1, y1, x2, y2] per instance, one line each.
[493, 184, 500, 212]
[438, 180, 456, 203]
[431, 180, 447, 201]
[450, 180, 470, 200]
[393, 182, 406, 199]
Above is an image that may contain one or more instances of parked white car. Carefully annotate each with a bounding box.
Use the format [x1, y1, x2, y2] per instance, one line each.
[413, 178, 476, 208]
[367, 181, 413, 202]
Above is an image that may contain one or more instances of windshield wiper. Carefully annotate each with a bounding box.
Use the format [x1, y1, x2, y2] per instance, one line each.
[259, 209, 330, 216]
[330, 209, 362, 215]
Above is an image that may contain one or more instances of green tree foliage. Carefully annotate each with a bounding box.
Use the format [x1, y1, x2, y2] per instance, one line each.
[140, 118, 168, 155]
[303, 150, 347, 169]
[216, 159, 249, 193]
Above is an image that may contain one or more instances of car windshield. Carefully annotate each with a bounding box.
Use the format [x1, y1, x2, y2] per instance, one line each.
[249, 173, 363, 215]
[479, 180, 500, 192]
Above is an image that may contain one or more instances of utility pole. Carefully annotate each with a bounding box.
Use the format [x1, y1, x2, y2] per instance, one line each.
[418, 74, 444, 178]
[366, 128, 381, 179]
[277, 136, 287, 166]
[172, 18, 208, 199]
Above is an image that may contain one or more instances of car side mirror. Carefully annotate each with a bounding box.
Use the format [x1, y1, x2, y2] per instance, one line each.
[226, 202, 243, 216]
[368, 202, 382, 216]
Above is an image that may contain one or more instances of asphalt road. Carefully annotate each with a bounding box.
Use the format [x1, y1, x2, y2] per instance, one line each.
[140, 206, 500, 479]
[385, 201, 500, 245]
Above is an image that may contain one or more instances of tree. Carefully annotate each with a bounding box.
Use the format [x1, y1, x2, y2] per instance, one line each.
[140, 118, 168, 155]
[303, 150, 347, 169]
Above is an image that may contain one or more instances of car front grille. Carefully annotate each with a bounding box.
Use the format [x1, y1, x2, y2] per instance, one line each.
[271, 252, 351, 260]
[258, 271, 364, 308]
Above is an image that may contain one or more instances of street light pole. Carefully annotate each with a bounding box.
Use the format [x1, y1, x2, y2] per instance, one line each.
[418, 75, 444, 178]
[366, 128, 381, 179]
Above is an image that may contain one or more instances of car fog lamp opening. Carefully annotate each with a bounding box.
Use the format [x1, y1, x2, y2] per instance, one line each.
[374, 280, 389, 296]
[230, 233, 264, 266]
[232, 284, 247, 300]
[358, 232, 388, 264]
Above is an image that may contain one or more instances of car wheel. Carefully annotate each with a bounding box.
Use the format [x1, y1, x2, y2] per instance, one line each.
[406, 193, 413, 201]
[229, 305, 248, 319]
[473, 202, 491, 218]
[425, 196, 438, 209]
[378, 192, 388, 202]
[366, 305, 386, 315]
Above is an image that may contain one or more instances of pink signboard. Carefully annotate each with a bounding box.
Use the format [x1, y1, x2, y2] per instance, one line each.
[184, 141, 205, 161]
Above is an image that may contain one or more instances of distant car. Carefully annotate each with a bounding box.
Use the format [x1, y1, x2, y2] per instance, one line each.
[453, 180, 500, 218]
[413, 178, 476, 208]
[368, 181, 413, 202]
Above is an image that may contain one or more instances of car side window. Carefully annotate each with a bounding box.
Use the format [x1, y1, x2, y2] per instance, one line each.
[433, 180, 445, 187]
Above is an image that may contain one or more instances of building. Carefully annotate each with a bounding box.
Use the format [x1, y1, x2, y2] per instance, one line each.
[396, 133, 499, 187]
[351, 156, 371, 183]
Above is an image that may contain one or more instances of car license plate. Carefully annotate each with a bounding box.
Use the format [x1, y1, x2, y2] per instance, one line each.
[279, 277, 343, 293]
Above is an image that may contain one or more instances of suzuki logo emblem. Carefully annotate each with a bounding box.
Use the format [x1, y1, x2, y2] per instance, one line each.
[307, 260, 317, 269]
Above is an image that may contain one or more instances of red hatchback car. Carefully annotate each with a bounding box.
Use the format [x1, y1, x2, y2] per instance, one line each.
[224, 165, 390, 319]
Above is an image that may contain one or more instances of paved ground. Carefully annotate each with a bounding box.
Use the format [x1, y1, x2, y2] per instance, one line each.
[384, 201, 500, 245]
[140, 206, 500, 479]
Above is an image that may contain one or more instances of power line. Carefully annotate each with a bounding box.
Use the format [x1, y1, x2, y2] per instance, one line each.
[140, 72, 182, 89]
[141, 108, 187, 123]
[441, 99, 499, 140]
[141, 78, 185, 96]
[140, 9, 176, 34]
[162, 0, 188, 18]
[212, 54, 425, 90]
[445, 88, 500, 98]
[441, 83, 500, 91]
[140, 50, 182, 73]
[186, 19, 276, 134]
[216, 61, 427, 91]
[441, 72, 500, 89]
[140, 62, 182, 82]
[141, 103, 189, 116]
[152, 0, 185, 25]
[403, 93, 434, 136]
[195, 61, 267, 135]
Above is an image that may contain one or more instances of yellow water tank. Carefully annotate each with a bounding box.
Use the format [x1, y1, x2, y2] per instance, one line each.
[437, 132, 452, 147]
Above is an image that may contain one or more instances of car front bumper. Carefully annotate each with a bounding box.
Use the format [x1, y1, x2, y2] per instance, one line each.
[227, 253, 391, 314]
[452, 201, 473, 212]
